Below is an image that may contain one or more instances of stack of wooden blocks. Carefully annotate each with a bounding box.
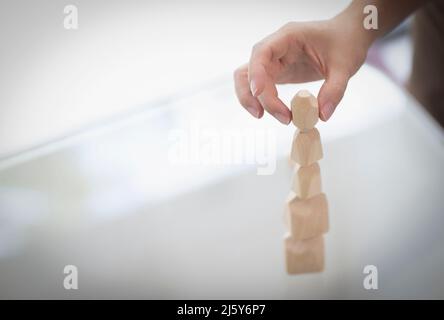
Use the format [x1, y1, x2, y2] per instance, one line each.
[285, 90, 329, 274]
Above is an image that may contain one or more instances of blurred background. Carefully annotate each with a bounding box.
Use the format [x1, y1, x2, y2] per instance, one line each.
[0, 0, 443, 299]
[0, 0, 414, 157]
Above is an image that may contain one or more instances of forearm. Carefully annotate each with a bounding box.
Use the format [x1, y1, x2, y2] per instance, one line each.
[334, 0, 430, 48]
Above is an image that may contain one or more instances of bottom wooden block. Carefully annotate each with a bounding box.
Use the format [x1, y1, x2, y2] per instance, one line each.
[285, 235, 324, 274]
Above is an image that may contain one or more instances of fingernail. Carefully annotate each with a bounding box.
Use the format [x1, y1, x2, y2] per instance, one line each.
[250, 80, 258, 96]
[274, 112, 290, 125]
[246, 106, 259, 118]
[321, 102, 336, 121]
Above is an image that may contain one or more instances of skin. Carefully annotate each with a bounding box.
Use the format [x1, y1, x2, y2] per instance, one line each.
[234, 0, 429, 125]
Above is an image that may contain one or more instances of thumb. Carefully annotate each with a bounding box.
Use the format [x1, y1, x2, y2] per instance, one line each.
[317, 70, 349, 121]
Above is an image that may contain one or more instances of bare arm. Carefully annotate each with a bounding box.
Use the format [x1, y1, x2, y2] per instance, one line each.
[234, 0, 430, 123]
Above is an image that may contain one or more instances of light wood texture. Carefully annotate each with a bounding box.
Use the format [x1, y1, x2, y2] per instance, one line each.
[292, 163, 322, 199]
[286, 193, 329, 240]
[283, 191, 296, 229]
[288, 155, 295, 167]
[291, 90, 319, 131]
[286, 90, 326, 275]
[285, 234, 324, 274]
[290, 128, 323, 166]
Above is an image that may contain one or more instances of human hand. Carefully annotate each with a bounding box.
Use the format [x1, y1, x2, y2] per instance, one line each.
[234, 18, 370, 124]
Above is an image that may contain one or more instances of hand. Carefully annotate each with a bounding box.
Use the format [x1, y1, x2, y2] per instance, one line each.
[234, 18, 370, 124]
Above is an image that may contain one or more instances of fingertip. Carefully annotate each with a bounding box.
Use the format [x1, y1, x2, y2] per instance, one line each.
[242, 97, 264, 119]
[246, 106, 260, 118]
[318, 70, 348, 122]
[274, 111, 291, 125]
[319, 102, 336, 122]
[257, 107, 265, 119]
[257, 92, 291, 125]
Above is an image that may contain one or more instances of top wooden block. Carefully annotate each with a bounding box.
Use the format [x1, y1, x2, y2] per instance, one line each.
[291, 90, 319, 131]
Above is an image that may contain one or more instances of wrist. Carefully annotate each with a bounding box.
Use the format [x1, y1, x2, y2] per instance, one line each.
[331, 8, 377, 51]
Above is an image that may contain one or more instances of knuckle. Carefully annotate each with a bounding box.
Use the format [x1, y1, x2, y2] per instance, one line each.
[280, 22, 301, 36]
[233, 66, 246, 80]
[252, 41, 265, 53]
[280, 22, 295, 31]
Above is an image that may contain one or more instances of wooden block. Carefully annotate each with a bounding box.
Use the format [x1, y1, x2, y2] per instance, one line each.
[283, 191, 296, 228]
[286, 193, 329, 240]
[292, 163, 322, 199]
[291, 90, 319, 131]
[290, 128, 323, 166]
[285, 234, 324, 274]
[288, 154, 295, 167]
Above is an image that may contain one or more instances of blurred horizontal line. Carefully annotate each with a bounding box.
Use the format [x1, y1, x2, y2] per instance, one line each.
[0, 75, 231, 171]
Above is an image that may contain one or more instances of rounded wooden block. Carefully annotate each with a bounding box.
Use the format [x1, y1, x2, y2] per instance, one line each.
[284, 234, 325, 274]
[292, 162, 322, 199]
[283, 191, 297, 229]
[291, 90, 319, 131]
[290, 128, 323, 166]
[285, 193, 329, 240]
